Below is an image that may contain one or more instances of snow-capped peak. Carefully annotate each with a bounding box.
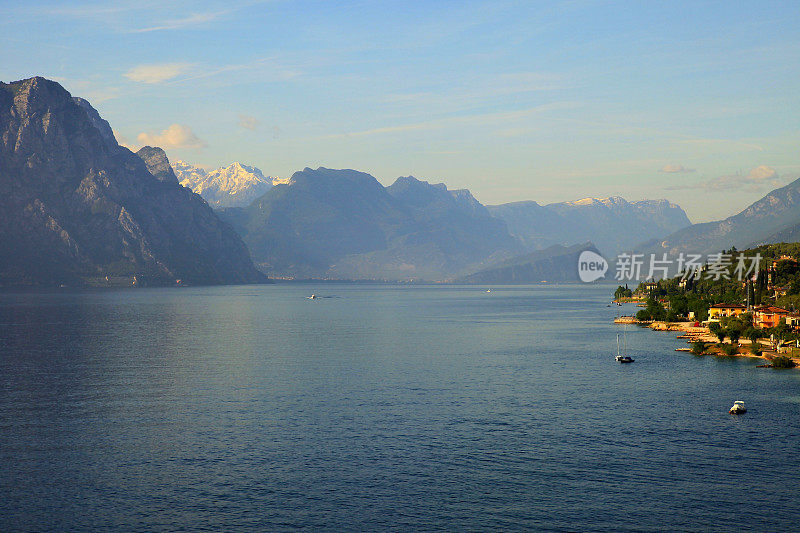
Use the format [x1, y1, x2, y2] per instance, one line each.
[173, 160, 277, 208]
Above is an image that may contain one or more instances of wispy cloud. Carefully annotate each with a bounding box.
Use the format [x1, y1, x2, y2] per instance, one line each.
[238, 114, 260, 130]
[383, 71, 563, 108]
[677, 138, 764, 152]
[322, 101, 580, 140]
[660, 164, 694, 173]
[137, 124, 206, 149]
[128, 10, 226, 33]
[124, 63, 193, 84]
[664, 165, 783, 192]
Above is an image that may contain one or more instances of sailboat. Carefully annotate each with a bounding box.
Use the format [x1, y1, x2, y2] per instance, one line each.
[615, 330, 635, 363]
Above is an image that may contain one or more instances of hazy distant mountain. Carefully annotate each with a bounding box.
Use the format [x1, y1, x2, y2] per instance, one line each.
[457, 242, 599, 284]
[223, 169, 520, 279]
[0, 76, 264, 286]
[174, 161, 274, 208]
[489, 196, 690, 256]
[646, 177, 800, 256]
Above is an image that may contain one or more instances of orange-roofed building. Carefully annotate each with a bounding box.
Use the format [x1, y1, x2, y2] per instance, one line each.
[754, 306, 792, 329]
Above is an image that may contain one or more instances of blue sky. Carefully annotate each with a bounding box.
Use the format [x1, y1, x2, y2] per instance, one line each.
[2, 0, 799, 222]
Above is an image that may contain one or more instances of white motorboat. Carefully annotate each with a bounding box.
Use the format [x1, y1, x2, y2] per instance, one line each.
[729, 401, 747, 414]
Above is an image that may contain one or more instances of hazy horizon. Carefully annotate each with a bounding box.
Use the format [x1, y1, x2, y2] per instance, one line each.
[2, 1, 798, 222]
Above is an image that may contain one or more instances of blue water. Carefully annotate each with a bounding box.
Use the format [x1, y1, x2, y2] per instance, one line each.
[1, 284, 799, 532]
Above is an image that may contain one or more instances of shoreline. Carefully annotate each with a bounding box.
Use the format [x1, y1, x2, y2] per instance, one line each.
[614, 316, 800, 367]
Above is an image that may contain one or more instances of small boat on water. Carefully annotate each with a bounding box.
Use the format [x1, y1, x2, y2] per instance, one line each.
[615, 332, 635, 363]
[307, 294, 317, 300]
[729, 401, 747, 414]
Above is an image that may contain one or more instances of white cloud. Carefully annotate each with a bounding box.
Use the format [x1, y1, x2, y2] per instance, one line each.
[124, 63, 192, 84]
[660, 164, 694, 173]
[238, 114, 260, 130]
[136, 124, 206, 149]
[748, 165, 778, 182]
[665, 165, 782, 192]
[113, 129, 135, 150]
[129, 11, 225, 33]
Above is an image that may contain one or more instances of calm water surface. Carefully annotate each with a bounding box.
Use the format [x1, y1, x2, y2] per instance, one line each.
[1, 284, 799, 532]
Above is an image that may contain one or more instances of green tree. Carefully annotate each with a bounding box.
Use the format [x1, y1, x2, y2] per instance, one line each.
[614, 285, 632, 299]
[690, 341, 706, 355]
[771, 355, 797, 369]
[745, 327, 763, 345]
[669, 294, 689, 317]
[709, 321, 725, 343]
[720, 343, 738, 356]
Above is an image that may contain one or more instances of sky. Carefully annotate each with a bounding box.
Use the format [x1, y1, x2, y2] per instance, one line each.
[1, 0, 799, 222]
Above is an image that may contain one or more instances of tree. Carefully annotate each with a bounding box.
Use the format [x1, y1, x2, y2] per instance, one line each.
[691, 341, 706, 355]
[720, 343, 738, 355]
[746, 327, 763, 345]
[669, 294, 689, 317]
[772, 318, 794, 342]
[615, 285, 632, 299]
[727, 327, 741, 344]
[771, 355, 797, 369]
[709, 322, 726, 343]
[645, 298, 667, 321]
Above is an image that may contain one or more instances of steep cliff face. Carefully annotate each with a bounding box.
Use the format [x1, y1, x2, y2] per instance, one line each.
[0, 76, 264, 286]
[136, 146, 178, 184]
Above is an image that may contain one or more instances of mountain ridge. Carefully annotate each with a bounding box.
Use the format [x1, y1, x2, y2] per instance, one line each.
[0, 76, 264, 286]
[488, 196, 691, 256]
[642, 177, 800, 257]
[174, 160, 275, 208]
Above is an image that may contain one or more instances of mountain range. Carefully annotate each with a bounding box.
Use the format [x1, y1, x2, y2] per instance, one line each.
[222, 168, 521, 280]
[640, 177, 800, 258]
[0, 77, 264, 286]
[172, 161, 276, 208]
[488, 197, 691, 256]
[172, 157, 693, 278]
[4, 76, 798, 286]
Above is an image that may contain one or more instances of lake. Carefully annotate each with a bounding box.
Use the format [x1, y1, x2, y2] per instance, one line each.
[1, 283, 799, 532]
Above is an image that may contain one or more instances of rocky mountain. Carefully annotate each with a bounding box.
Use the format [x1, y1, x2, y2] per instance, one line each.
[457, 243, 600, 284]
[646, 177, 800, 257]
[0, 76, 264, 286]
[488, 196, 691, 256]
[222, 169, 520, 280]
[174, 160, 274, 208]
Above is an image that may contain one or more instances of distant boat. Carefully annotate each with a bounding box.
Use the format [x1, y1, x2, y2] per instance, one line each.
[486, 289, 491, 293]
[615, 332, 635, 363]
[729, 401, 747, 414]
[307, 294, 317, 300]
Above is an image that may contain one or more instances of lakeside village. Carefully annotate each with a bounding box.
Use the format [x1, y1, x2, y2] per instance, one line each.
[613, 243, 800, 369]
